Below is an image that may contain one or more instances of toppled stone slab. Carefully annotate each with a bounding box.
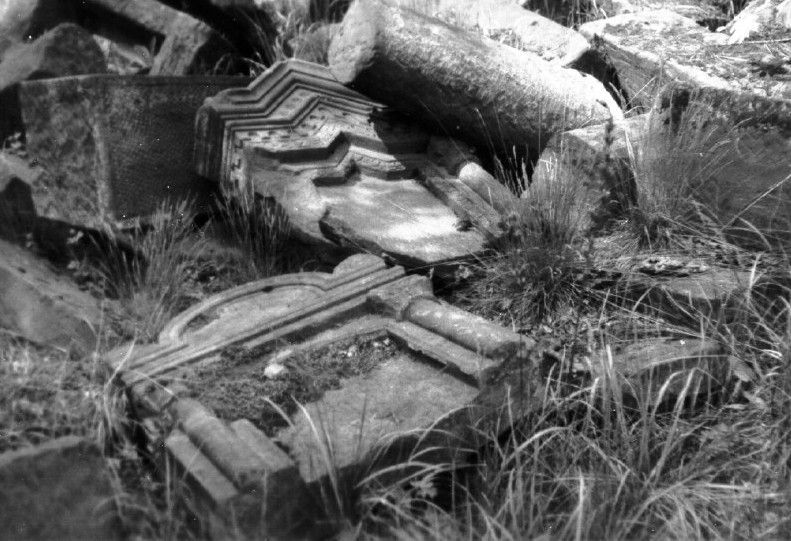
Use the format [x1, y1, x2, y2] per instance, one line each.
[389, 0, 590, 66]
[599, 0, 730, 27]
[109, 254, 535, 536]
[0, 239, 102, 353]
[580, 11, 791, 237]
[0, 23, 106, 139]
[526, 115, 648, 232]
[329, 0, 622, 159]
[0, 436, 120, 540]
[195, 59, 516, 270]
[592, 338, 732, 405]
[79, 0, 230, 75]
[19, 74, 247, 228]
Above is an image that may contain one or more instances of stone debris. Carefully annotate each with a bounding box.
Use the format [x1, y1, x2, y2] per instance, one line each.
[107, 254, 536, 536]
[195, 59, 516, 270]
[0, 23, 106, 139]
[0, 239, 103, 353]
[0, 436, 121, 540]
[388, 0, 591, 67]
[329, 0, 623, 159]
[79, 0, 231, 76]
[19, 74, 247, 228]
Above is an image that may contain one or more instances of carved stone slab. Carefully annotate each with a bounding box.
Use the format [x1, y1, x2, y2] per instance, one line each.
[195, 59, 515, 269]
[109, 254, 531, 536]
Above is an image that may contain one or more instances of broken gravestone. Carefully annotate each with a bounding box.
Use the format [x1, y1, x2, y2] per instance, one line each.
[108, 254, 537, 538]
[329, 0, 622, 160]
[0, 23, 106, 139]
[19, 74, 247, 228]
[0, 436, 120, 540]
[194, 59, 516, 270]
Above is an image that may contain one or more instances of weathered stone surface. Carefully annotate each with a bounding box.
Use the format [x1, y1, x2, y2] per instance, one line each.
[389, 0, 590, 66]
[598, 0, 729, 26]
[195, 59, 515, 269]
[0, 436, 120, 540]
[79, 0, 230, 75]
[580, 11, 791, 236]
[526, 115, 648, 231]
[19, 74, 247, 228]
[593, 338, 731, 404]
[329, 0, 623, 159]
[0, 23, 106, 139]
[109, 254, 535, 534]
[724, 0, 791, 43]
[0, 0, 76, 57]
[0, 239, 102, 353]
[288, 22, 340, 64]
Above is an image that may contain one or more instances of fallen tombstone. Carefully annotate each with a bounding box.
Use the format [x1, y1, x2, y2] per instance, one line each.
[0, 238, 103, 353]
[388, 0, 590, 66]
[107, 254, 539, 537]
[328, 0, 623, 160]
[591, 337, 733, 406]
[0, 436, 121, 540]
[195, 59, 516, 271]
[0, 23, 106, 139]
[19, 74, 248, 228]
[580, 11, 791, 238]
[723, 0, 791, 43]
[525, 115, 648, 232]
[597, 0, 730, 27]
[78, 0, 230, 75]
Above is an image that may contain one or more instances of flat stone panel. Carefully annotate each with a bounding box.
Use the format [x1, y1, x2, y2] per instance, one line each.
[19, 74, 248, 227]
[195, 59, 515, 269]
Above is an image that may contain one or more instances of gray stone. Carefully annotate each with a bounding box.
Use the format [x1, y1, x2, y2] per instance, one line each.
[0, 436, 120, 541]
[526, 115, 648, 232]
[0, 239, 102, 353]
[19, 74, 247, 228]
[0, 23, 106, 139]
[79, 0, 230, 75]
[195, 59, 516, 270]
[597, 0, 729, 25]
[109, 254, 540, 534]
[329, 0, 622, 159]
[724, 0, 791, 43]
[0, 0, 76, 57]
[593, 338, 731, 405]
[388, 0, 590, 66]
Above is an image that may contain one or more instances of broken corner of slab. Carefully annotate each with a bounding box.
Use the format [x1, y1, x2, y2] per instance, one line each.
[194, 59, 516, 271]
[109, 254, 534, 537]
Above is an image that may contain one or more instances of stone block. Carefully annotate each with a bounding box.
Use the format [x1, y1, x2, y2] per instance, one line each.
[19, 74, 248, 228]
[526, 115, 648, 232]
[580, 11, 791, 238]
[195, 59, 516, 270]
[108, 254, 541, 535]
[0, 239, 102, 353]
[0, 436, 120, 540]
[0, 23, 106, 139]
[79, 0, 230, 75]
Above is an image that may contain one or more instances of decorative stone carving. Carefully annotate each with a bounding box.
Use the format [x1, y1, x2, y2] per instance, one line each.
[195, 59, 516, 269]
[109, 254, 537, 537]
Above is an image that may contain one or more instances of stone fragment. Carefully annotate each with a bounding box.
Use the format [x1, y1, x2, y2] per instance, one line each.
[0, 0, 77, 57]
[108, 254, 537, 534]
[329, 0, 623, 159]
[389, 0, 590, 66]
[580, 11, 791, 237]
[593, 338, 731, 405]
[0, 436, 120, 540]
[195, 59, 515, 270]
[0, 239, 103, 353]
[19, 74, 247, 228]
[0, 23, 106, 139]
[724, 0, 791, 43]
[92, 35, 153, 75]
[526, 115, 648, 232]
[79, 0, 230, 75]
